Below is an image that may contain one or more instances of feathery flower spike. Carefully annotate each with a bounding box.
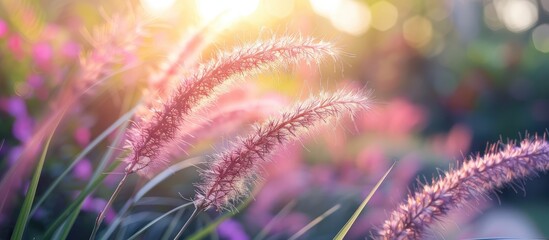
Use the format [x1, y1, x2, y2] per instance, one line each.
[78, 8, 148, 93]
[194, 89, 370, 211]
[125, 36, 336, 177]
[379, 136, 549, 239]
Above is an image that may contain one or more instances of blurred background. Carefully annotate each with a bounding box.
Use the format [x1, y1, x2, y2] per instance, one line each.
[0, 0, 548, 239]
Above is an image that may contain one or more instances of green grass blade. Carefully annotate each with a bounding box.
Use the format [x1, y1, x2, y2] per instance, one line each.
[30, 106, 137, 217]
[57, 120, 130, 239]
[160, 206, 186, 240]
[57, 201, 82, 240]
[42, 161, 120, 239]
[333, 162, 395, 240]
[289, 204, 341, 240]
[253, 200, 296, 240]
[100, 157, 203, 240]
[126, 202, 194, 240]
[187, 196, 253, 240]
[11, 129, 56, 240]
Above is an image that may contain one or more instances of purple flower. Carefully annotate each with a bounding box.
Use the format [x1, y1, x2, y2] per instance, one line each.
[6, 97, 27, 118]
[73, 158, 92, 180]
[13, 116, 33, 142]
[217, 219, 249, 240]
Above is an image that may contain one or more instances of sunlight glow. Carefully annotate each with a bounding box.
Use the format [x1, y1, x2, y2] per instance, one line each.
[141, 0, 176, 14]
[329, 0, 371, 36]
[309, 0, 343, 17]
[197, 0, 260, 24]
[266, 0, 294, 18]
[494, 0, 538, 32]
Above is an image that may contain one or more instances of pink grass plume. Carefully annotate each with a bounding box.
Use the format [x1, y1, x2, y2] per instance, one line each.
[379, 136, 549, 239]
[194, 89, 370, 211]
[125, 36, 337, 178]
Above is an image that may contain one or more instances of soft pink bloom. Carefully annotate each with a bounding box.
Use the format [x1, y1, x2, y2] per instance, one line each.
[7, 35, 24, 60]
[358, 98, 427, 136]
[74, 126, 91, 147]
[61, 42, 79, 59]
[430, 124, 472, 159]
[32, 42, 53, 67]
[0, 20, 8, 38]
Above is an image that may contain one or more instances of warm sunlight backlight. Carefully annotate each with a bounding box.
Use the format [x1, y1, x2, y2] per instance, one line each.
[329, 0, 371, 36]
[197, 0, 260, 24]
[370, 1, 398, 31]
[141, 0, 176, 14]
[266, 0, 294, 18]
[310, 0, 343, 17]
[495, 0, 538, 32]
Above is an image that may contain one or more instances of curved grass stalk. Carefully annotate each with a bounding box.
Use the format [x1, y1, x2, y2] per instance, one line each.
[58, 119, 130, 239]
[42, 161, 121, 239]
[99, 157, 204, 240]
[11, 124, 58, 240]
[288, 204, 341, 240]
[185, 195, 254, 240]
[334, 163, 395, 240]
[126, 202, 194, 240]
[29, 105, 138, 217]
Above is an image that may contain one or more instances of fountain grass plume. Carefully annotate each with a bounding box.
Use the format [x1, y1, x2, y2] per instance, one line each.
[172, 89, 369, 239]
[194, 89, 370, 212]
[92, 36, 336, 239]
[379, 135, 549, 239]
[125, 36, 337, 178]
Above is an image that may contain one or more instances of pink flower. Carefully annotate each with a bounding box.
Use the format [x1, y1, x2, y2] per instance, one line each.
[0, 20, 8, 38]
[32, 42, 53, 68]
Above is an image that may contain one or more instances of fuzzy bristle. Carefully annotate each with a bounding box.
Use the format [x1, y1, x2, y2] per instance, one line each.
[379, 136, 549, 239]
[78, 9, 148, 93]
[125, 36, 337, 177]
[194, 89, 370, 211]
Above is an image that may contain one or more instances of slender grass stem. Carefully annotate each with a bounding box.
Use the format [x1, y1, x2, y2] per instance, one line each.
[174, 206, 201, 240]
[90, 173, 130, 240]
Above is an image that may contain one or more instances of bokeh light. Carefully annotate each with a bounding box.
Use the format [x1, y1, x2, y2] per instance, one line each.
[309, 0, 342, 17]
[494, 0, 538, 32]
[328, 0, 371, 36]
[532, 24, 549, 53]
[370, 1, 398, 31]
[403, 15, 433, 48]
[196, 0, 260, 25]
[140, 0, 176, 14]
